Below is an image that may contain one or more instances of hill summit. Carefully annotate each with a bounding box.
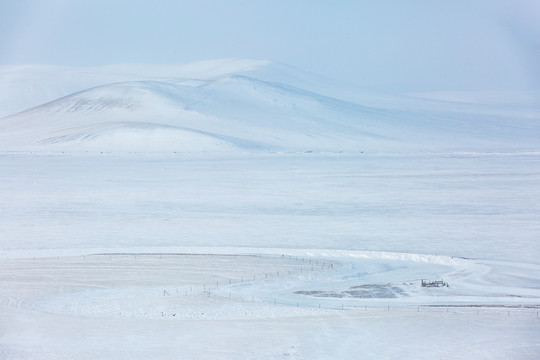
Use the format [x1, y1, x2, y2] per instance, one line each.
[1, 59, 538, 153]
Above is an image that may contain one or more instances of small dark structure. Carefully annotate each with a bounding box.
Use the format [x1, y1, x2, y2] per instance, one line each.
[421, 279, 448, 287]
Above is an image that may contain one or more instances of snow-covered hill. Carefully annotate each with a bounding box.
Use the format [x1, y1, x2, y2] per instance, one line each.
[1, 60, 539, 359]
[1, 59, 538, 152]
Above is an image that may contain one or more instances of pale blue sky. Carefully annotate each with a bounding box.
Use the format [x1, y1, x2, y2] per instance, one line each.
[1, 0, 539, 92]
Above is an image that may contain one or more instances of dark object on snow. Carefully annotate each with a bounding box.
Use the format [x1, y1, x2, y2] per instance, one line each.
[421, 279, 448, 287]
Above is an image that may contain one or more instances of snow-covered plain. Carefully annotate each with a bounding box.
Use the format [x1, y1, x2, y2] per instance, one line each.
[1, 60, 539, 359]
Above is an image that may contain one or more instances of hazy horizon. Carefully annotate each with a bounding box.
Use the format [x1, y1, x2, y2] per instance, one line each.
[1, 0, 539, 92]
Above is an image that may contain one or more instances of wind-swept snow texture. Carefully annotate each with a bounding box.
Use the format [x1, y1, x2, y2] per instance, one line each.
[1, 59, 539, 153]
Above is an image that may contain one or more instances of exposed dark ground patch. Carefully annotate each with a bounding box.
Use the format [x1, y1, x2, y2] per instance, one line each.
[295, 284, 407, 299]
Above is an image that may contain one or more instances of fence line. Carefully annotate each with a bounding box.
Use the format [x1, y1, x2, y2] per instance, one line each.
[10, 253, 539, 319]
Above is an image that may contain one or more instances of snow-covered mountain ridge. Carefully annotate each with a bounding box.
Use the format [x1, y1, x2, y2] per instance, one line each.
[1, 59, 538, 152]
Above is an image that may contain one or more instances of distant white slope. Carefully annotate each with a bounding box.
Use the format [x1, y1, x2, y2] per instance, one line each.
[0, 59, 538, 152]
[0, 59, 270, 117]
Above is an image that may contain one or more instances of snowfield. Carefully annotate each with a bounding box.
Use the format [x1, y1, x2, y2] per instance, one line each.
[1, 152, 539, 359]
[2, 152, 538, 264]
[0, 60, 539, 359]
[1, 248, 539, 359]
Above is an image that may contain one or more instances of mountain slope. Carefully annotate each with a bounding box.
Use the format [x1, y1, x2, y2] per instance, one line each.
[0, 60, 538, 153]
[0, 59, 270, 118]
